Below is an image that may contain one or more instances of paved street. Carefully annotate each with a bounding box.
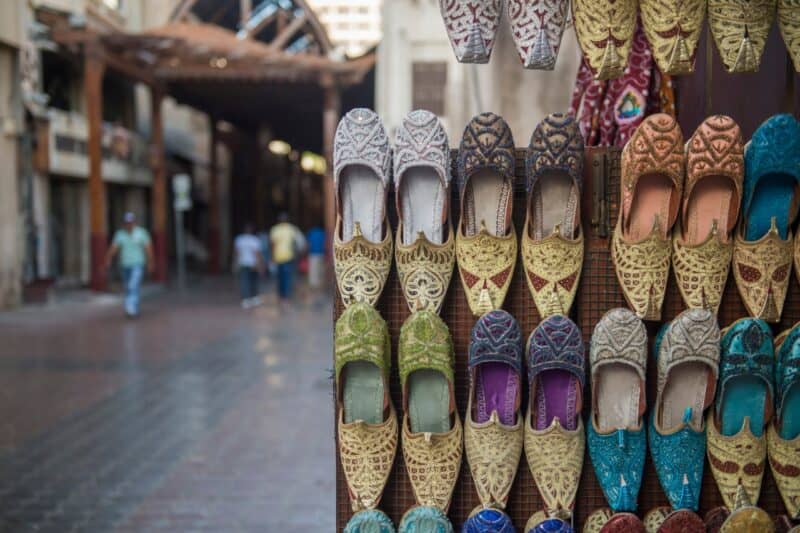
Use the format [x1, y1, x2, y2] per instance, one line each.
[0, 279, 334, 532]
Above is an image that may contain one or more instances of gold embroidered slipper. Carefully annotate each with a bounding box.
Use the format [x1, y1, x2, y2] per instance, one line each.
[640, 0, 705, 75]
[333, 109, 393, 308]
[399, 311, 462, 511]
[572, 0, 638, 80]
[779, 0, 800, 72]
[335, 303, 398, 512]
[613, 113, 684, 321]
[673, 115, 744, 313]
[707, 0, 776, 73]
[394, 110, 455, 314]
[456, 113, 517, 316]
[523, 113, 584, 318]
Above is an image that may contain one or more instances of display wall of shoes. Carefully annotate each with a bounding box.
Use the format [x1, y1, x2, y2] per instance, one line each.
[333, 109, 800, 532]
[438, 0, 800, 76]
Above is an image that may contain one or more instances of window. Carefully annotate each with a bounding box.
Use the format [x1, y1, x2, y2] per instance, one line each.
[102, 0, 122, 10]
[412, 62, 447, 116]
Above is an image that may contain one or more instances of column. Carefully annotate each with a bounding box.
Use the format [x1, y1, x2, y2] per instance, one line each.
[322, 77, 340, 250]
[85, 48, 107, 291]
[208, 117, 221, 274]
[150, 86, 168, 282]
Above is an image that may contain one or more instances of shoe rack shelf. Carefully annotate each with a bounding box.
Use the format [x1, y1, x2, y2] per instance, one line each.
[333, 147, 797, 531]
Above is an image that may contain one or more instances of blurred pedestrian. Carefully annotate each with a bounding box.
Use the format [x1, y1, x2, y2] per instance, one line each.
[306, 226, 326, 289]
[270, 213, 302, 301]
[105, 212, 154, 318]
[234, 223, 265, 309]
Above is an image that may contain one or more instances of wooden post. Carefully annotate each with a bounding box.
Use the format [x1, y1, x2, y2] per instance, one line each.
[322, 77, 340, 251]
[240, 0, 252, 29]
[150, 87, 168, 282]
[208, 117, 221, 274]
[85, 48, 107, 291]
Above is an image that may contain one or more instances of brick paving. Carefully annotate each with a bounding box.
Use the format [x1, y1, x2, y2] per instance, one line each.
[0, 280, 334, 532]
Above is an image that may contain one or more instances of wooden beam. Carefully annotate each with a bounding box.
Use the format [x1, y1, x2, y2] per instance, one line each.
[150, 87, 169, 282]
[240, 0, 252, 29]
[170, 0, 198, 22]
[321, 78, 340, 248]
[268, 13, 308, 52]
[85, 47, 108, 291]
[242, 9, 279, 39]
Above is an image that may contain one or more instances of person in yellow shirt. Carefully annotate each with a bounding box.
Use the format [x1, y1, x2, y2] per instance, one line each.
[270, 213, 303, 300]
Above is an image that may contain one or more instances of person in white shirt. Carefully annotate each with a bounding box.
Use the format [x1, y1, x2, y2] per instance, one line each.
[234, 223, 265, 309]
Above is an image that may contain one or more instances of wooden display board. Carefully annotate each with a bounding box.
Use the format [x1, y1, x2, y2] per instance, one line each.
[334, 147, 795, 531]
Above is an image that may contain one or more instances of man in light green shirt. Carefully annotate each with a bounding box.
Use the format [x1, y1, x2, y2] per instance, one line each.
[105, 212, 154, 317]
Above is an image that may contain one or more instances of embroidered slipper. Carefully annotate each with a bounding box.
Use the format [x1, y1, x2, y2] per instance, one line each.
[707, 318, 774, 510]
[588, 308, 648, 512]
[640, 0, 705, 75]
[456, 113, 517, 316]
[572, 0, 638, 80]
[394, 110, 455, 314]
[779, 0, 800, 72]
[463, 508, 516, 532]
[399, 311, 462, 511]
[335, 303, 398, 512]
[673, 116, 744, 313]
[582, 509, 614, 533]
[599, 513, 646, 533]
[528, 517, 575, 533]
[522, 113, 585, 318]
[439, 0, 502, 63]
[734, 114, 800, 322]
[333, 109, 393, 308]
[649, 309, 720, 512]
[708, 0, 776, 73]
[525, 315, 586, 520]
[718, 487, 775, 532]
[612, 113, 684, 321]
[345, 510, 397, 533]
[507, 0, 569, 70]
[465, 310, 523, 509]
[399, 505, 454, 533]
[768, 322, 800, 520]
[657, 510, 705, 532]
[643, 506, 672, 532]
[705, 507, 731, 533]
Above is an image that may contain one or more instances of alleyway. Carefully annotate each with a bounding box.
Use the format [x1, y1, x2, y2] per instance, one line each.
[0, 280, 334, 532]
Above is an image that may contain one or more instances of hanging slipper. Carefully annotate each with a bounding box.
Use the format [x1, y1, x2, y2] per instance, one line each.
[643, 507, 672, 532]
[439, 0, 502, 63]
[779, 0, 800, 72]
[399, 311, 462, 512]
[522, 113, 585, 318]
[673, 115, 744, 313]
[529, 517, 575, 533]
[345, 510, 397, 533]
[335, 303, 398, 513]
[333, 109, 393, 308]
[768, 322, 800, 520]
[649, 309, 720, 512]
[640, 0, 705, 75]
[399, 506, 454, 533]
[507, 0, 569, 70]
[588, 308, 648, 513]
[582, 509, 614, 533]
[705, 507, 731, 533]
[657, 510, 706, 532]
[612, 113, 684, 321]
[572, 0, 638, 80]
[464, 310, 524, 509]
[394, 110, 455, 314]
[718, 486, 775, 532]
[525, 315, 586, 521]
[734, 114, 800, 322]
[707, 0, 776, 73]
[707, 318, 774, 510]
[456, 113, 517, 316]
[463, 508, 516, 532]
[599, 513, 646, 533]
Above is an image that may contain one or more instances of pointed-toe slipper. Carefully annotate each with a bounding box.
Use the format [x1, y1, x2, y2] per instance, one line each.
[465, 310, 524, 509]
[588, 308, 648, 512]
[333, 109, 393, 307]
[707, 318, 774, 510]
[522, 113, 585, 318]
[649, 309, 720, 511]
[525, 315, 586, 520]
[572, 0, 638, 80]
[779, 0, 800, 72]
[657, 510, 706, 532]
[507, 0, 569, 70]
[768, 322, 800, 520]
[439, 0, 502, 63]
[345, 509, 397, 533]
[708, 0, 776, 73]
[613, 113, 684, 321]
[394, 110, 455, 314]
[336, 303, 398, 512]
[399, 311, 462, 511]
[399, 506, 454, 533]
[673, 115, 744, 313]
[456, 113, 517, 316]
[599, 513, 646, 533]
[463, 508, 516, 532]
[529, 517, 575, 533]
[640, 0, 705, 75]
[734, 114, 800, 322]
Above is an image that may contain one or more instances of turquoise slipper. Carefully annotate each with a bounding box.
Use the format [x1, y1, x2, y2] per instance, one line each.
[345, 510, 396, 533]
[399, 506, 454, 533]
